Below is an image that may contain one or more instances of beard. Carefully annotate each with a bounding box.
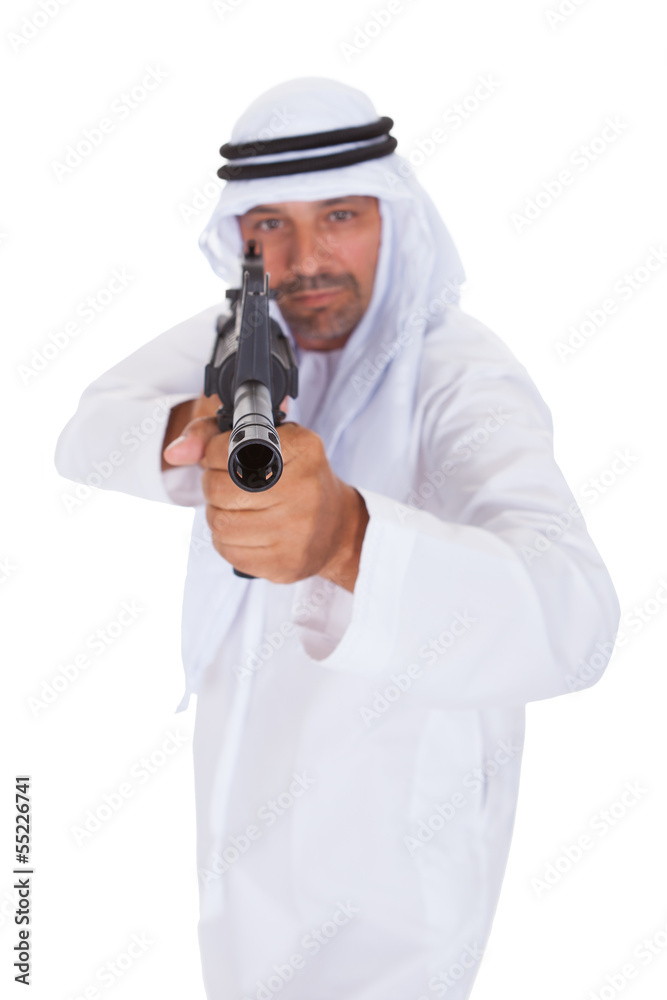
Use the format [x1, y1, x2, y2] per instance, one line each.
[274, 272, 365, 346]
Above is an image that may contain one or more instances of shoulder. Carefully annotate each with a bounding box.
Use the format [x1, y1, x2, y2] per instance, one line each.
[122, 301, 226, 370]
[156, 301, 224, 347]
[416, 304, 553, 430]
[420, 304, 524, 375]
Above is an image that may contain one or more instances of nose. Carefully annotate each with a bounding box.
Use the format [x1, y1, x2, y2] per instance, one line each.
[285, 220, 328, 278]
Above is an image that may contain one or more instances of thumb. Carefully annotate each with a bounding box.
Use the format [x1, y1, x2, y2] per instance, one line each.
[163, 416, 220, 466]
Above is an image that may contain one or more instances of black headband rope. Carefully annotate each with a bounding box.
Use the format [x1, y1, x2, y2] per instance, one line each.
[217, 116, 397, 181]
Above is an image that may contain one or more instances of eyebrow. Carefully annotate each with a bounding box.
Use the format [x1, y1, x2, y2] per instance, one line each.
[243, 197, 362, 215]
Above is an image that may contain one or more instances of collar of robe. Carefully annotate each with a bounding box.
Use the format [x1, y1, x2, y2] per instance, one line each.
[217, 117, 397, 180]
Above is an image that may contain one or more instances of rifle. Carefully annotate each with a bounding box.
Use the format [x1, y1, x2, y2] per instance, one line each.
[204, 239, 299, 577]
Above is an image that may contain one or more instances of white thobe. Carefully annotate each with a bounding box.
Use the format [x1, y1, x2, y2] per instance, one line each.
[54, 300, 620, 999]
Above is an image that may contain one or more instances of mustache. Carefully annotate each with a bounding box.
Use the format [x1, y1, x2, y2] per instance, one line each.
[274, 273, 358, 298]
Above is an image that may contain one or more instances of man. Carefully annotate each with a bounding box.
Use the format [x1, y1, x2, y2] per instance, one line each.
[55, 77, 620, 999]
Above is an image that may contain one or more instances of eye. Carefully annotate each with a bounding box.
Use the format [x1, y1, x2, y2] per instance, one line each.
[329, 209, 355, 221]
[256, 218, 283, 231]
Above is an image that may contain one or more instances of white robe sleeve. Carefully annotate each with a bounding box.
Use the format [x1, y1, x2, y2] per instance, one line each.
[53, 304, 221, 507]
[292, 361, 621, 709]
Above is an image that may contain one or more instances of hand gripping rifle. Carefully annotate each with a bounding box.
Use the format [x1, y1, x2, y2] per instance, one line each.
[204, 239, 299, 578]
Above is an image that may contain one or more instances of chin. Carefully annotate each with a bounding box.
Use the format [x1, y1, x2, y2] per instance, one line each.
[286, 306, 363, 344]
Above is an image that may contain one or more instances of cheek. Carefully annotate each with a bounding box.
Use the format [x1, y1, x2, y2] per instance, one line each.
[338, 225, 381, 283]
[340, 248, 379, 295]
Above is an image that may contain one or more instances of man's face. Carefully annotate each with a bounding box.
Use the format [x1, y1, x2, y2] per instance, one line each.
[237, 196, 381, 351]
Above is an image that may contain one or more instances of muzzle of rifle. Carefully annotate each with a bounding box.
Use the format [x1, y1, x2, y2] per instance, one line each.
[227, 380, 282, 491]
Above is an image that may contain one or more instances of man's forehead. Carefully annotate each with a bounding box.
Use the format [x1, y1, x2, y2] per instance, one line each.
[240, 196, 376, 215]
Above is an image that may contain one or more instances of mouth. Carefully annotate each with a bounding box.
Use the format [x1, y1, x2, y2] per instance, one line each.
[288, 288, 342, 305]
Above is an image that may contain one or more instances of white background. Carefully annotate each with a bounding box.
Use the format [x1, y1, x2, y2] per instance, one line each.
[1, 0, 665, 998]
